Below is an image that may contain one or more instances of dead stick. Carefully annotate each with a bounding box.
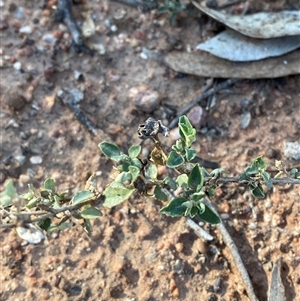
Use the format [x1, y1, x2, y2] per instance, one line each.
[56, 0, 92, 53]
[110, 0, 158, 12]
[204, 199, 259, 301]
[62, 94, 99, 136]
[169, 78, 240, 129]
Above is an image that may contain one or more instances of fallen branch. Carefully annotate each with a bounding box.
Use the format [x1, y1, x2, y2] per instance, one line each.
[169, 78, 240, 129]
[56, 0, 92, 54]
[204, 199, 259, 301]
[62, 93, 99, 136]
[110, 0, 158, 12]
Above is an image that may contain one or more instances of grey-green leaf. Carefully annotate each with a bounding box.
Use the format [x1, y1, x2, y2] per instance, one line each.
[44, 178, 55, 193]
[145, 164, 158, 181]
[197, 203, 220, 224]
[128, 145, 141, 159]
[188, 163, 203, 191]
[80, 207, 102, 219]
[160, 197, 187, 217]
[154, 185, 168, 201]
[103, 182, 135, 208]
[167, 151, 184, 168]
[72, 190, 94, 205]
[99, 142, 121, 161]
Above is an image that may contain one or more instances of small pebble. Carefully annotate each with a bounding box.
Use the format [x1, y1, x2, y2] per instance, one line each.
[173, 259, 184, 274]
[13, 61, 22, 70]
[220, 213, 230, 219]
[187, 105, 203, 128]
[240, 111, 251, 129]
[140, 52, 148, 60]
[15, 155, 26, 165]
[30, 156, 43, 164]
[19, 25, 33, 34]
[248, 222, 258, 230]
[169, 127, 180, 141]
[110, 24, 118, 32]
[25, 267, 37, 277]
[57, 266, 63, 272]
[283, 141, 300, 160]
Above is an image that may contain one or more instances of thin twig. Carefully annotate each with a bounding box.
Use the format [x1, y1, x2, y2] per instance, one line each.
[62, 94, 99, 136]
[169, 78, 240, 129]
[110, 0, 158, 12]
[204, 199, 259, 301]
[0, 195, 103, 229]
[217, 177, 300, 185]
[165, 188, 258, 300]
[56, 0, 92, 54]
[185, 217, 214, 241]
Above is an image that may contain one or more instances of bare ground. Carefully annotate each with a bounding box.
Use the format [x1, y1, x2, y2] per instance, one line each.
[1, 1, 300, 301]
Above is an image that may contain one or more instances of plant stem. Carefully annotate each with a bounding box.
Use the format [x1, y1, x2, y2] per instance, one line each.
[218, 176, 300, 185]
[0, 195, 103, 229]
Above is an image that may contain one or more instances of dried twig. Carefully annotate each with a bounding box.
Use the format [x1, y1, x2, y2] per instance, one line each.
[110, 0, 158, 12]
[62, 93, 99, 136]
[165, 187, 258, 300]
[185, 217, 214, 241]
[204, 199, 259, 301]
[56, 0, 92, 53]
[169, 78, 240, 129]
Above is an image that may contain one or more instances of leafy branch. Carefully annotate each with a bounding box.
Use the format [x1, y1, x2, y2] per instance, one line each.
[1, 115, 299, 244]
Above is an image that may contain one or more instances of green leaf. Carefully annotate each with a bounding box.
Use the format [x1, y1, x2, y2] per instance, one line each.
[83, 219, 93, 233]
[47, 222, 73, 233]
[163, 177, 177, 190]
[154, 185, 168, 201]
[245, 165, 258, 175]
[176, 174, 188, 188]
[254, 157, 266, 170]
[188, 164, 203, 192]
[99, 142, 121, 161]
[185, 148, 197, 161]
[129, 165, 140, 183]
[0, 179, 16, 207]
[21, 184, 35, 201]
[186, 206, 198, 218]
[39, 218, 52, 231]
[197, 203, 220, 224]
[160, 197, 188, 217]
[172, 139, 184, 152]
[167, 151, 184, 168]
[128, 145, 141, 159]
[251, 185, 265, 198]
[261, 171, 272, 188]
[191, 191, 206, 202]
[44, 178, 55, 193]
[80, 207, 102, 219]
[131, 158, 143, 170]
[157, 5, 168, 13]
[4, 179, 17, 198]
[169, 12, 177, 26]
[115, 171, 132, 183]
[178, 115, 196, 147]
[144, 164, 158, 181]
[0, 194, 12, 207]
[72, 190, 94, 205]
[25, 197, 40, 209]
[103, 182, 135, 208]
